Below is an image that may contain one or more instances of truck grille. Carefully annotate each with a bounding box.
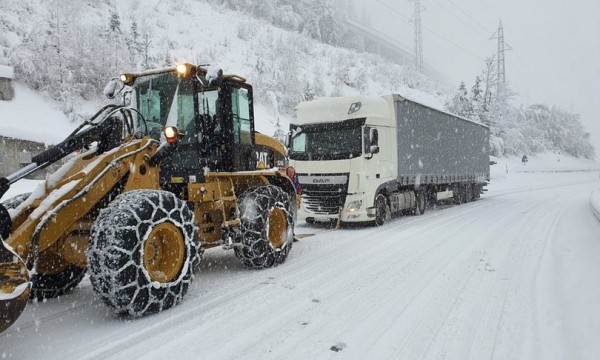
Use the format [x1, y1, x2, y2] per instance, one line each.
[298, 173, 349, 215]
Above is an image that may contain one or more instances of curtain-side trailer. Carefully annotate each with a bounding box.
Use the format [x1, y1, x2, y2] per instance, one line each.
[288, 94, 490, 226]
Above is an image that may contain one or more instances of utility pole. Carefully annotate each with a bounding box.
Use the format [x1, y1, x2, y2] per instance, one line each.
[490, 20, 511, 84]
[414, 0, 423, 73]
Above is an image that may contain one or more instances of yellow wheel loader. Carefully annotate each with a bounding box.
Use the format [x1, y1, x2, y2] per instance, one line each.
[0, 64, 300, 332]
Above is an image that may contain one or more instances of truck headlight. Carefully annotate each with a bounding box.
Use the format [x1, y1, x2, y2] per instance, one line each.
[347, 200, 362, 212]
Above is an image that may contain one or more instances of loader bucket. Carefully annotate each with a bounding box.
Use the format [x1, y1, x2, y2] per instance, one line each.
[0, 205, 31, 333]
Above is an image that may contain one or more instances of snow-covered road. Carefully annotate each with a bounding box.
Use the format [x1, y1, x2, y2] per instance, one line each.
[1, 170, 600, 360]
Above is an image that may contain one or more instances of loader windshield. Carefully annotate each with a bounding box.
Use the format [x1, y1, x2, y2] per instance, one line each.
[133, 72, 196, 143]
[289, 118, 365, 161]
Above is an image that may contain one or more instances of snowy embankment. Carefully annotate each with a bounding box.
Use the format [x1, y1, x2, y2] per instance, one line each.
[0, 83, 76, 144]
[489, 153, 600, 222]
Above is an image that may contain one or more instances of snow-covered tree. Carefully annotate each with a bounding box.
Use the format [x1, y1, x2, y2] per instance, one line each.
[273, 118, 286, 142]
[447, 81, 474, 119]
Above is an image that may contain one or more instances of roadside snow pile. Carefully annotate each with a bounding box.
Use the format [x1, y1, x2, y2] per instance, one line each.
[591, 189, 600, 221]
[491, 153, 599, 180]
[0, 82, 76, 144]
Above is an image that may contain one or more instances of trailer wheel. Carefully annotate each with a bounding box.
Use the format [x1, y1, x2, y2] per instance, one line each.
[465, 184, 473, 203]
[453, 185, 463, 205]
[373, 194, 388, 226]
[472, 184, 481, 200]
[414, 189, 426, 215]
[88, 190, 202, 317]
[235, 185, 294, 269]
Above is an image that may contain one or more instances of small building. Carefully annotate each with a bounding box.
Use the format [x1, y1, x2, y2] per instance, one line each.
[0, 135, 66, 180]
[0, 64, 15, 101]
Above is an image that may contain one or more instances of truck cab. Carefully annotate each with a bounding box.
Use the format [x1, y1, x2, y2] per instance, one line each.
[288, 96, 396, 223]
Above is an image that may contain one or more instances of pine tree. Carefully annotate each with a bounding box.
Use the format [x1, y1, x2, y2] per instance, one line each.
[471, 75, 483, 121]
[273, 118, 286, 142]
[109, 10, 122, 33]
[447, 81, 473, 119]
[141, 32, 152, 70]
[163, 49, 172, 67]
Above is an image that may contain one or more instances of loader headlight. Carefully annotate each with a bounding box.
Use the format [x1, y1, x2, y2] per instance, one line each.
[164, 126, 179, 144]
[176, 63, 189, 75]
[120, 73, 135, 86]
[347, 200, 362, 212]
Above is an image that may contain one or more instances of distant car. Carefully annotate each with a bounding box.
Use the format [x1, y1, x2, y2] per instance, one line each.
[489, 155, 498, 165]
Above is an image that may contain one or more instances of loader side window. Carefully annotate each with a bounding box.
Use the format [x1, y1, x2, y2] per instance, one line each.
[177, 81, 196, 145]
[231, 88, 252, 145]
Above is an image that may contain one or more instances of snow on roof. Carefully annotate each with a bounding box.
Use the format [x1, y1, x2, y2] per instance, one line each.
[0, 65, 14, 79]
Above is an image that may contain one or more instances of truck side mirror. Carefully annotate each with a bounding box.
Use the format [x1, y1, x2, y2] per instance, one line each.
[369, 128, 379, 154]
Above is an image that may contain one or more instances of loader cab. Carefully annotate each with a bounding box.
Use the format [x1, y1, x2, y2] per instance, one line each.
[129, 65, 256, 188]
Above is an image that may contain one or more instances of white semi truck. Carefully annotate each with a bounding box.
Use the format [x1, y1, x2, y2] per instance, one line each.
[288, 94, 490, 226]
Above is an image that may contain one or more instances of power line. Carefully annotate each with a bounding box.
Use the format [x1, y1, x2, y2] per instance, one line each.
[443, 0, 493, 35]
[430, 0, 490, 41]
[374, 0, 484, 61]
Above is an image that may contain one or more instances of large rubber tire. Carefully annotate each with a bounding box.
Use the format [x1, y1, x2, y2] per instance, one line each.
[472, 184, 481, 200]
[414, 189, 426, 215]
[30, 263, 86, 301]
[88, 190, 202, 317]
[235, 185, 294, 269]
[1, 193, 31, 210]
[373, 194, 388, 226]
[465, 184, 473, 203]
[453, 185, 463, 205]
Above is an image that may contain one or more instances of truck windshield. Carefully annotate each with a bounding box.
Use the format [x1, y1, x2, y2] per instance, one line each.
[289, 118, 365, 160]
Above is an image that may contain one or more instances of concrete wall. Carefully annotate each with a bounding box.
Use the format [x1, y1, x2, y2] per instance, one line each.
[0, 136, 65, 180]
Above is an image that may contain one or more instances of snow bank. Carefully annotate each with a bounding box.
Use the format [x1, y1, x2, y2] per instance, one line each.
[591, 189, 600, 221]
[0, 82, 76, 144]
[491, 153, 600, 180]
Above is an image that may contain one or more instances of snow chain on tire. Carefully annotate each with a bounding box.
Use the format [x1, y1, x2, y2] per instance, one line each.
[88, 190, 202, 317]
[235, 185, 294, 269]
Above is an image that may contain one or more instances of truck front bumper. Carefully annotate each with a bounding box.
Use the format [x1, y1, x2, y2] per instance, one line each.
[298, 193, 374, 223]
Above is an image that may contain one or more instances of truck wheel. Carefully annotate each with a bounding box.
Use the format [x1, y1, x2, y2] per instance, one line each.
[414, 189, 426, 215]
[30, 258, 86, 300]
[235, 185, 294, 269]
[453, 185, 463, 205]
[373, 194, 388, 226]
[465, 184, 473, 202]
[1, 193, 31, 210]
[472, 184, 481, 200]
[88, 190, 202, 317]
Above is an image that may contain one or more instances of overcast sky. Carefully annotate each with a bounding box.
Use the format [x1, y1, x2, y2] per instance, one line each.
[361, 0, 600, 151]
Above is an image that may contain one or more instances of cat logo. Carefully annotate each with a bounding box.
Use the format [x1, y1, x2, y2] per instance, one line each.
[256, 151, 269, 169]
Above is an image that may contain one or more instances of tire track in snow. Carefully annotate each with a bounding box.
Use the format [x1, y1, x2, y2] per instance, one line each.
[80, 199, 500, 360]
